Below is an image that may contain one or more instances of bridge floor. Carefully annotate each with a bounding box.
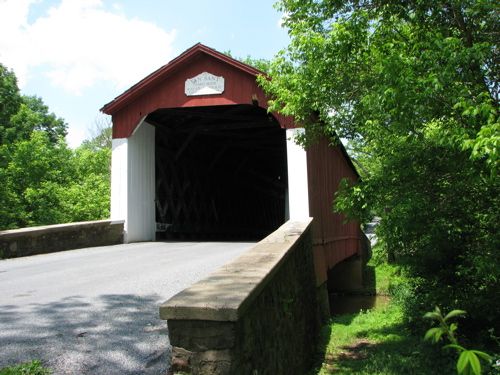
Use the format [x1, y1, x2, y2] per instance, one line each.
[0, 241, 254, 374]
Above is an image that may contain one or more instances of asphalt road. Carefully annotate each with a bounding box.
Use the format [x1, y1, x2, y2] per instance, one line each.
[0, 241, 254, 374]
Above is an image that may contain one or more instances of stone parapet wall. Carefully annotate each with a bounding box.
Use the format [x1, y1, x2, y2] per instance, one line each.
[160, 219, 320, 374]
[0, 220, 124, 258]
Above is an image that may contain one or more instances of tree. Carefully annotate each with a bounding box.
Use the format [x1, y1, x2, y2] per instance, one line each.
[64, 117, 112, 221]
[223, 50, 271, 73]
[0, 63, 67, 145]
[9, 95, 67, 144]
[81, 115, 112, 151]
[0, 63, 110, 230]
[0, 64, 22, 143]
[0, 132, 75, 228]
[63, 135, 111, 222]
[262, 0, 499, 334]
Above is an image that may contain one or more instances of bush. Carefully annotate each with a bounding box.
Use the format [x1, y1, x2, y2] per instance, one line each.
[0, 360, 50, 375]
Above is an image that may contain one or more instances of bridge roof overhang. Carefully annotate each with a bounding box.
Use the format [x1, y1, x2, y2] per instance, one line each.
[101, 43, 294, 138]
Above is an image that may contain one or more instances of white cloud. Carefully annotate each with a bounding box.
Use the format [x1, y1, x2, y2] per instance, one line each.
[0, 0, 176, 94]
[66, 124, 88, 149]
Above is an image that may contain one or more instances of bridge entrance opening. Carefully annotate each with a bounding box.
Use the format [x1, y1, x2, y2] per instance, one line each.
[147, 104, 288, 241]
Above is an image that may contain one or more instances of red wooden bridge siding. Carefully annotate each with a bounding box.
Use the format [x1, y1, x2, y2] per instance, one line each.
[104, 44, 292, 139]
[307, 136, 361, 285]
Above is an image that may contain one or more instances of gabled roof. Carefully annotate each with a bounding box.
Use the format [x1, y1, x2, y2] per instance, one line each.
[101, 43, 266, 115]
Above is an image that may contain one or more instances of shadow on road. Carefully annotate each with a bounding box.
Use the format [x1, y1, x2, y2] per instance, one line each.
[0, 294, 171, 374]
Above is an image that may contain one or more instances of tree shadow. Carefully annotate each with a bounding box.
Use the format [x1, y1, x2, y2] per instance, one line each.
[308, 321, 333, 375]
[328, 261, 379, 316]
[0, 294, 171, 374]
[325, 334, 455, 374]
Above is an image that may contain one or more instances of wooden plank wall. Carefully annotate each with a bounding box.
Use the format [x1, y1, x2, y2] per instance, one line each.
[111, 53, 287, 139]
[126, 122, 156, 242]
[306, 136, 361, 285]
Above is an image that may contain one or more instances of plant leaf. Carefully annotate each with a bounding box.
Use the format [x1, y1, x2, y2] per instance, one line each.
[450, 323, 458, 333]
[471, 350, 492, 362]
[424, 327, 443, 343]
[444, 343, 465, 352]
[457, 350, 482, 375]
[467, 351, 481, 375]
[444, 309, 466, 321]
[424, 312, 441, 320]
[457, 351, 468, 373]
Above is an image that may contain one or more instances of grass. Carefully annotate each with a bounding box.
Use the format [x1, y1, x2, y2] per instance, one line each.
[311, 248, 456, 375]
[361, 243, 407, 297]
[312, 302, 455, 374]
[0, 361, 50, 375]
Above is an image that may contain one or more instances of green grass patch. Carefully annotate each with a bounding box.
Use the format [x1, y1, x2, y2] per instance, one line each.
[365, 261, 402, 296]
[312, 248, 456, 375]
[363, 242, 406, 296]
[0, 360, 50, 375]
[312, 302, 455, 374]
[312, 241, 499, 374]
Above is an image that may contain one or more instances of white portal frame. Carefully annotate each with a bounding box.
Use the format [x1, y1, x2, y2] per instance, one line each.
[111, 119, 155, 243]
[111, 124, 309, 243]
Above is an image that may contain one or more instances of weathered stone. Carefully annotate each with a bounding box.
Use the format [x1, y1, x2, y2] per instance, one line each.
[170, 347, 193, 374]
[0, 220, 124, 259]
[316, 282, 331, 323]
[168, 320, 236, 351]
[168, 347, 233, 375]
[191, 350, 232, 375]
[160, 219, 320, 375]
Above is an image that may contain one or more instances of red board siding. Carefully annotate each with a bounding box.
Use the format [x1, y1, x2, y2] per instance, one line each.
[110, 53, 293, 138]
[307, 136, 361, 285]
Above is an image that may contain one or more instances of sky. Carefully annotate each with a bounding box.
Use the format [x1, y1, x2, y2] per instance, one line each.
[0, 0, 290, 147]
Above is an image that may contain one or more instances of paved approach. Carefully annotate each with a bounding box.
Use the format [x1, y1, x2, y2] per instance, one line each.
[0, 241, 254, 374]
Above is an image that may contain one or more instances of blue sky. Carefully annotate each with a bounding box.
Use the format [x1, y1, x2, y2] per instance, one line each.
[0, 0, 289, 147]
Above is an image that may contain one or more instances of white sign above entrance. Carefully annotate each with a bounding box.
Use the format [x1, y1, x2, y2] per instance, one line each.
[185, 72, 224, 96]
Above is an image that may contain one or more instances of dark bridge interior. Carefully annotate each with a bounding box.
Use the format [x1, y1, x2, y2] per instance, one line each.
[147, 104, 288, 240]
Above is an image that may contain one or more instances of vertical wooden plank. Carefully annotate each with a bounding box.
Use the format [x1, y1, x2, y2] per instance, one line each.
[127, 121, 156, 242]
[306, 135, 361, 274]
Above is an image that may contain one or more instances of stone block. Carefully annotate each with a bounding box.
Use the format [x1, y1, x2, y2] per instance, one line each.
[168, 320, 236, 351]
[169, 347, 233, 375]
[0, 220, 124, 258]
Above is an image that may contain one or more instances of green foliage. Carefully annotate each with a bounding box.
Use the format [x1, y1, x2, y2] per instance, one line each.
[80, 116, 112, 151]
[0, 132, 111, 230]
[0, 63, 111, 231]
[424, 307, 493, 375]
[313, 302, 455, 374]
[1, 64, 67, 145]
[0, 132, 74, 228]
[264, 0, 500, 336]
[366, 242, 406, 295]
[9, 95, 67, 144]
[0, 64, 22, 139]
[61, 146, 111, 222]
[0, 360, 50, 375]
[240, 56, 271, 74]
[223, 50, 271, 73]
[313, 261, 497, 374]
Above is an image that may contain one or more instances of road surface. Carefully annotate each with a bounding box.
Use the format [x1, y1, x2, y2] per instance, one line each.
[0, 241, 254, 374]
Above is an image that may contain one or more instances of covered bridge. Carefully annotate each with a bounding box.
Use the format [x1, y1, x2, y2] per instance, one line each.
[101, 43, 363, 289]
